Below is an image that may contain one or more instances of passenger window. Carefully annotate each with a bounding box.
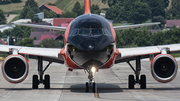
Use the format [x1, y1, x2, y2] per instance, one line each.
[70, 29, 79, 36]
[79, 29, 90, 36]
[91, 29, 103, 36]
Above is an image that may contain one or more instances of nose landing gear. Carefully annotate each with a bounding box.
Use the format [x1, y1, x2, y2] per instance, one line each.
[85, 67, 97, 92]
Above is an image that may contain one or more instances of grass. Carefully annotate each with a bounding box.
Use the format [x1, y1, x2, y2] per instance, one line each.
[113, 23, 123, 26]
[0, 0, 57, 13]
[4, 10, 22, 14]
[113, 23, 132, 27]
[171, 53, 180, 57]
[55, 0, 109, 12]
[0, 0, 108, 14]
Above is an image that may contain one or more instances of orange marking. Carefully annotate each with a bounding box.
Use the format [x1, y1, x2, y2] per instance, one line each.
[84, 0, 91, 14]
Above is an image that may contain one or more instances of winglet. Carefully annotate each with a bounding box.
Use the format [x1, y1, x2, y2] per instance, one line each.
[84, 0, 91, 14]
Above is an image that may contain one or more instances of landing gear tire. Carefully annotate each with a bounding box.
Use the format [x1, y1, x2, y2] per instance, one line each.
[92, 82, 96, 93]
[140, 75, 146, 89]
[44, 75, 50, 89]
[128, 75, 135, 89]
[86, 82, 89, 92]
[32, 75, 39, 89]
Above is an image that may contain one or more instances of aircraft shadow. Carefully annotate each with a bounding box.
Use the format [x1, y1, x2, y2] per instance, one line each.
[70, 83, 123, 93]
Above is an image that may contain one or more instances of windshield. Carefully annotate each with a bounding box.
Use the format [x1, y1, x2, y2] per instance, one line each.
[70, 28, 111, 36]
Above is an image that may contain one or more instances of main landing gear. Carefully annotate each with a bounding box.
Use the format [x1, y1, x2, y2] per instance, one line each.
[85, 67, 96, 92]
[126, 57, 146, 89]
[32, 57, 53, 89]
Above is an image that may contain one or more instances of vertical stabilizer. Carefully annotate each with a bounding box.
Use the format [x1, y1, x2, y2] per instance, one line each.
[84, 0, 91, 14]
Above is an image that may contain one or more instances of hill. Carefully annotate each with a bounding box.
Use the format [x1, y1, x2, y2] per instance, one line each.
[55, 0, 109, 12]
[0, 0, 57, 13]
[0, 0, 109, 13]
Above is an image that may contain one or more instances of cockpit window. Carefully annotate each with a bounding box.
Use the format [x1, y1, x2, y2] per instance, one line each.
[102, 28, 112, 36]
[79, 28, 90, 36]
[70, 28, 112, 36]
[91, 28, 103, 36]
[70, 29, 79, 36]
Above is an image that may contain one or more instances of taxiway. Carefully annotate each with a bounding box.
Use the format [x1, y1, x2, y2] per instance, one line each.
[0, 58, 180, 101]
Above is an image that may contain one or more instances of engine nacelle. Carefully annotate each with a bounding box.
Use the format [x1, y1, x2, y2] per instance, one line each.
[151, 54, 178, 83]
[1, 55, 29, 83]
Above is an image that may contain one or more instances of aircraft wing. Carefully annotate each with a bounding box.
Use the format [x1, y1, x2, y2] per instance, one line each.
[0, 45, 64, 63]
[115, 44, 180, 63]
[15, 23, 66, 31]
[113, 22, 160, 30]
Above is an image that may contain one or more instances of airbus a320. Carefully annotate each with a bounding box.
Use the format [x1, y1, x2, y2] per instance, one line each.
[0, 0, 179, 92]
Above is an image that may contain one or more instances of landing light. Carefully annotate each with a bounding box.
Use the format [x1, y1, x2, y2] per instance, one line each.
[91, 67, 96, 73]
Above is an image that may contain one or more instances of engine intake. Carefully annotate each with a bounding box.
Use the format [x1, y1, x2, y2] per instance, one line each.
[1, 55, 29, 83]
[151, 54, 178, 83]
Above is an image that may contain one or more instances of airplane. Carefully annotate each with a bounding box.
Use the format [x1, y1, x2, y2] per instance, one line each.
[0, 0, 179, 92]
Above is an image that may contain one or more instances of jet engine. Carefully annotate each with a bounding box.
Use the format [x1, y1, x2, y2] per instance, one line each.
[1, 55, 29, 83]
[151, 54, 178, 83]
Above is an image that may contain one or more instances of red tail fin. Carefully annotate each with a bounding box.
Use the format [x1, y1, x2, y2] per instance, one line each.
[84, 0, 91, 14]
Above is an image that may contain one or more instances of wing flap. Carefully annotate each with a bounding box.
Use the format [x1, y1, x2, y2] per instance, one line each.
[18, 47, 61, 58]
[0, 45, 64, 63]
[118, 46, 160, 58]
[116, 44, 180, 63]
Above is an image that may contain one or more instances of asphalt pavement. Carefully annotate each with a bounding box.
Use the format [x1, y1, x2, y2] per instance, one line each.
[0, 58, 180, 101]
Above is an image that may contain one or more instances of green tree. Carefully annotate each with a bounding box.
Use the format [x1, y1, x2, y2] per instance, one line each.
[31, 17, 43, 23]
[43, 9, 57, 18]
[19, 6, 32, 19]
[16, 38, 34, 47]
[49, 11, 57, 18]
[106, 0, 151, 23]
[40, 38, 64, 48]
[108, 0, 124, 7]
[0, 31, 5, 37]
[164, 0, 170, 8]
[72, 1, 83, 16]
[106, 3, 122, 21]
[9, 26, 32, 38]
[167, 0, 180, 19]
[108, 0, 117, 7]
[102, 0, 108, 4]
[142, 0, 167, 17]
[11, 0, 21, 3]
[43, 9, 50, 18]
[0, 0, 11, 4]
[47, 3, 55, 6]
[127, 1, 151, 23]
[25, 10, 35, 19]
[0, 9, 6, 24]
[25, 0, 38, 8]
[19, 0, 39, 19]
[91, 4, 101, 14]
[40, 38, 57, 48]
[3, 29, 12, 36]
[60, 12, 77, 18]
[31, 7, 40, 14]
[152, 16, 166, 29]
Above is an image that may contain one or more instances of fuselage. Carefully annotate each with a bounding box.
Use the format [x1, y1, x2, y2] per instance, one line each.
[60, 14, 119, 70]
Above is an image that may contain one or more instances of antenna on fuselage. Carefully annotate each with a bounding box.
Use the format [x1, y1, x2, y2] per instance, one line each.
[84, 0, 91, 14]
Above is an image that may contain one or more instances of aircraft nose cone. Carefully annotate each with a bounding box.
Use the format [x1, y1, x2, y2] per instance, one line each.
[68, 35, 114, 51]
[79, 39, 98, 51]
